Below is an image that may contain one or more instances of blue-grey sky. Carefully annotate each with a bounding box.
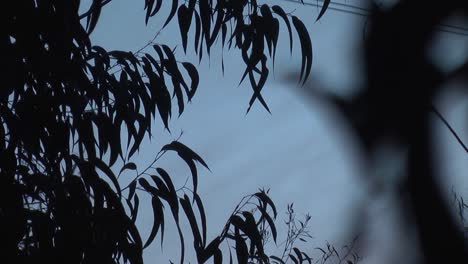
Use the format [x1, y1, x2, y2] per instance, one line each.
[84, 0, 468, 263]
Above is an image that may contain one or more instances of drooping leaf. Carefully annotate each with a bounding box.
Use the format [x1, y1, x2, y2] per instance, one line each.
[246, 57, 270, 114]
[316, 0, 331, 21]
[91, 157, 122, 198]
[85, 0, 102, 34]
[156, 168, 175, 195]
[214, 248, 223, 264]
[163, 0, 178, 28]
[235, 228, 249, 264]
[171, 75, 185, 116]
[272, 5, 293, 54]
[209, 4, 225, 48]
[193, 192, 207, 247]
[120, 162, 137, 175]
[256, 204, 277, 243]
[131, 193, 140, 223]
[270, 255, 286, 264]
[178, 5, 191, 53]
[194, 11, 201, 52]
[144, 196, 164, 248]
[221, 23, 227, 48]
[293, 248, 303, 264]
[145, 0, 163, 23]
[254, 190, 277, 217]
[199, 0, 212, 55]
[180, 194, 203, 250]
[175, 216, 186, 264]
[154, 168, 179, 222]
[302, 252, 312, 264]
[138, 178, 158, 196]
[145, 0, 155, 24]
[241, 211, 264, 254]
[128, 114, 147, 158]
[289, 253, 299, 264]
[260, 5, 274, 56]
[161, 141, 210, 194]
[128, 180, 137, 201]
[292, 16, 313, 85]
[181, 62, 199, 100]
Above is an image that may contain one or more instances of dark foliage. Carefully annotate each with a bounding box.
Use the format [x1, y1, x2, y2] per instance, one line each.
[2, 0, 318, 263]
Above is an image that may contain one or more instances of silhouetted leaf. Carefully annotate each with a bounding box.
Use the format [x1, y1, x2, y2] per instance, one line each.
[214, 248, 223, 264]
[221, 23, 227, 48]
[293, 248, 303, 264]
[316, 0, 330, 21]
[128, 180, 137, 201]
[171, 76, 185, 116]
[292, 16, 313, 85]
[235, 229, 249, 264]
[178, 5, 191, 53]
[145, 0, 155, 24]
[289, 254, 299, 264]
[255, 190, 277, 217]
[246, 57, 270, 114]
[91, 158, 122, 198]
[180, 194, 203, 250]
[256, 204, 277, 243]
[175, 217, 186, 264]
[200, 236, 222, 263]
[302, 252, 312, 264]
[209, 4, 225, 48]
[86, 0, 102, 33]
[270, 255, 286, 264]
[242, 211, 264, 253]
[144, 196, 164, 248]
[138, 178, 158, 195]
[193, 192, 207, 247]
[131, 193, 140, 223]
[153, 168, 179, 222]
[145, 0, 163, 23]
[182, 62, 199, 100]
[120, 162, 137, 175]
[272, 5, 293, 54]
[163, 0, 178, 28]
[194, 11, 201, 52]
[199, 0, 211, 55]
[161, 141, 209, 194]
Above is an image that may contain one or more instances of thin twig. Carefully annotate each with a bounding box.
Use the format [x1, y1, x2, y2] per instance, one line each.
[431, 105, 468, 153]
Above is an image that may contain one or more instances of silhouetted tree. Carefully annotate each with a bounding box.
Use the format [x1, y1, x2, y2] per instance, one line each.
[1, 1, 329, 263]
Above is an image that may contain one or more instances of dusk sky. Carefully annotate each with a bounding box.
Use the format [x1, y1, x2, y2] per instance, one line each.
[84, 0, 468, 263]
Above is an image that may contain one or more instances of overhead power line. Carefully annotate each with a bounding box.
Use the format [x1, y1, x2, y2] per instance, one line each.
[282, 0, 468, 37]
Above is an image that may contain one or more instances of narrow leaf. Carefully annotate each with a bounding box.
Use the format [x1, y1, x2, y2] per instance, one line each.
[316, 0, 331, 21]
[144, 196, 164, 248]
[272, 5, 293, 54]
[182, 62, 199, 100]
[292, 16, 313, 85]
[163, 0, 178, 28]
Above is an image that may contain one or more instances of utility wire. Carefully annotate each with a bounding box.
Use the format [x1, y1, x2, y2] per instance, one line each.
[283, 0, 468, 37]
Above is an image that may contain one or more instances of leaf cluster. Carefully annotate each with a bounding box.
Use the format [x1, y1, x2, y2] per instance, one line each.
[159, 0, 315, 112]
